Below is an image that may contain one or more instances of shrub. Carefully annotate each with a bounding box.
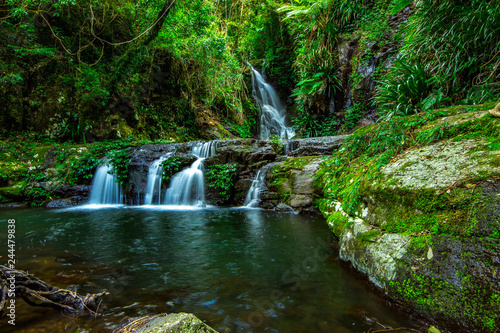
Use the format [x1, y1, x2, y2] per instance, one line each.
[205, 163, 238, 201]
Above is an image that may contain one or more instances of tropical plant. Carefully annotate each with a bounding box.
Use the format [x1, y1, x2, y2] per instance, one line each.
[205, 163, 237, 201]
[161, 157, 182, 182]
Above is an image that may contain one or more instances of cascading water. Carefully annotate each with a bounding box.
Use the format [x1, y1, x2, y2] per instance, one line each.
[88, 163, 123, 205]
[163, 141, 217, 206]
[144, 154, 170, 205]
[244, 163, 276, 207]
[250, 66, 295, 140]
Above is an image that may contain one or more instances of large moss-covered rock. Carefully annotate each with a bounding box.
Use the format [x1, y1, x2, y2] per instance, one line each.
[117, 313, 218, 333]
[315, 109, 500, 332]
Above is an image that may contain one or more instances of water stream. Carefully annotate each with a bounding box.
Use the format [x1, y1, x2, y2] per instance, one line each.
[87, 163, 123, 205]
[244, 163, 276, 207]
[0, 207, 418, 333]
[163, 141, 217, 207]
[144, 154, 170, 205]
[250, 66, 295, 140]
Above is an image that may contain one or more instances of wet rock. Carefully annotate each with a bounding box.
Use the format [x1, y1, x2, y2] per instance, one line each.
[291, 158, 322, 194]
[45, 198, 73, 208]
[289, 194, 312, 208]
[339, 217, 411, 288]
[287, 136, 345, 157]
[117, 313, 219, 333]
[0, 202, 28, 209]
[247, 146, 276, 164]
[42, 147, 57, 169]
[53, 185, 91, 198]
[233, 178, 254, 205]
[275, 203, 295, 213]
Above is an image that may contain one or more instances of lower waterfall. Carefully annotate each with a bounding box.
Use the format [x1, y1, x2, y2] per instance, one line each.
[88, 164, 123, 205]
[144, 154, 170, 205]
[163, 141, 217, 206]
[244, 163, 275, 207]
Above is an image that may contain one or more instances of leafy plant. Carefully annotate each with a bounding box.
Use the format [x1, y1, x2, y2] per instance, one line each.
[376, 58, 436, 119]
[26, 187, 50, 205]
[205, 163, 237, 201]
[106, 149, 131, 185]
[269, 134, 284, 153]
[292, 112, 339, 138]
[161, 157, 182, 182]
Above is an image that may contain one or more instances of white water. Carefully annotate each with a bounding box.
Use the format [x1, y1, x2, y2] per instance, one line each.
[250, 66, 295, 140]
[88, 164, 123, 205]
[163, 141, 217, 206]
[144, 154, 170, 205]
[244, 163, 275, 207]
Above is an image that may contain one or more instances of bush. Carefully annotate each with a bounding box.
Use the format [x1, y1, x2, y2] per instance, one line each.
[376, 59, 436, 119]
[205, 163, 238, 201]
[161, 157, 182, 182]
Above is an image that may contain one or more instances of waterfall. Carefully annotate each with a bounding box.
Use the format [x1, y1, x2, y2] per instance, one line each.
[88, 164, 123, 205]
[244, 163, 275, 207]
[163, 141, 217, 206]
[144, 154, 170, 205]
[250, 66, 295, 140]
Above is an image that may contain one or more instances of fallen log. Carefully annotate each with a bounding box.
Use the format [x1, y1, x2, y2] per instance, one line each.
[0, 265, 108, 317]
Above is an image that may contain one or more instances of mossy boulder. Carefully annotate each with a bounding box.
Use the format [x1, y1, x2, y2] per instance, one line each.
[117, 313, 218, 333]
[314, 108, 500, 332]
[266, 156, 323, 213]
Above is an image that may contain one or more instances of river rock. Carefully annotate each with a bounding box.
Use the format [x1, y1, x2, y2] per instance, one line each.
[274, 203, 295, 213]
[45, 198, 74, 208]
[265, 156, 323, 213]
[117, 313, 219, 333]
[286, 136, 345, 157]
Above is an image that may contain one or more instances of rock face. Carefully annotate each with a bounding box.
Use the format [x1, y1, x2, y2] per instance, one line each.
[117, 313, 218, 333]
[285, 136, 345, 157]
[315, 110, 500, 332]
[265, 156, 324, 213]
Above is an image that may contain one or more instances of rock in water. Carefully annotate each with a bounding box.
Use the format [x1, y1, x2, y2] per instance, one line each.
[117, 313, 219, 333]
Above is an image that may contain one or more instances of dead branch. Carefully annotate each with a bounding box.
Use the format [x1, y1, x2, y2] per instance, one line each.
[0, 265, 108, 317]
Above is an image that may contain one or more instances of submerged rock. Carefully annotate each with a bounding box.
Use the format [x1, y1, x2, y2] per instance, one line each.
[117, 313, 219, 333]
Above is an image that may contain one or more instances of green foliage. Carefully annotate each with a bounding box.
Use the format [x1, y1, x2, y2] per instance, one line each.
[269, 134, 284, 154]
[25, 187, 50, 205]
[344, 103, 363, 130]
[415, 125, 446, 145]
[69, 153, 101, 184]
[161, 157, 182, 182]
[233, 118, 256, 138]
[376, 59, 437, 119]
[106, 149, 131, 185]
[205, 163, 237, 201]
[377, 0, 500, 120]
[292, 112, 338, 138]
[67, 139, 132, 183]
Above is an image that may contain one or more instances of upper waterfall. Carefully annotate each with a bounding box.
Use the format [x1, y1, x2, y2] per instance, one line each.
[250, 66, 295, 140]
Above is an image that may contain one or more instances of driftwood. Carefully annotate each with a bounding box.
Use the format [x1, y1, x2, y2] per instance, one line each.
[0, 265, 108, 317]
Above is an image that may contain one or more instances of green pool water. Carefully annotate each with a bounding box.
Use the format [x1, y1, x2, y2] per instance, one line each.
[0, 207, 419, 332]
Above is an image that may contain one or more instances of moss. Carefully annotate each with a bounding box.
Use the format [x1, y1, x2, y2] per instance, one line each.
[389, 269, 500, 331]
[277, 155, 319, 171]
[326, 211, 350, 237]
[0, 184, 26, 201]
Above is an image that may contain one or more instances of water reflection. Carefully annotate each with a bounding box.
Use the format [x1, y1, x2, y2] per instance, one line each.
[0, 208, 419, 333]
